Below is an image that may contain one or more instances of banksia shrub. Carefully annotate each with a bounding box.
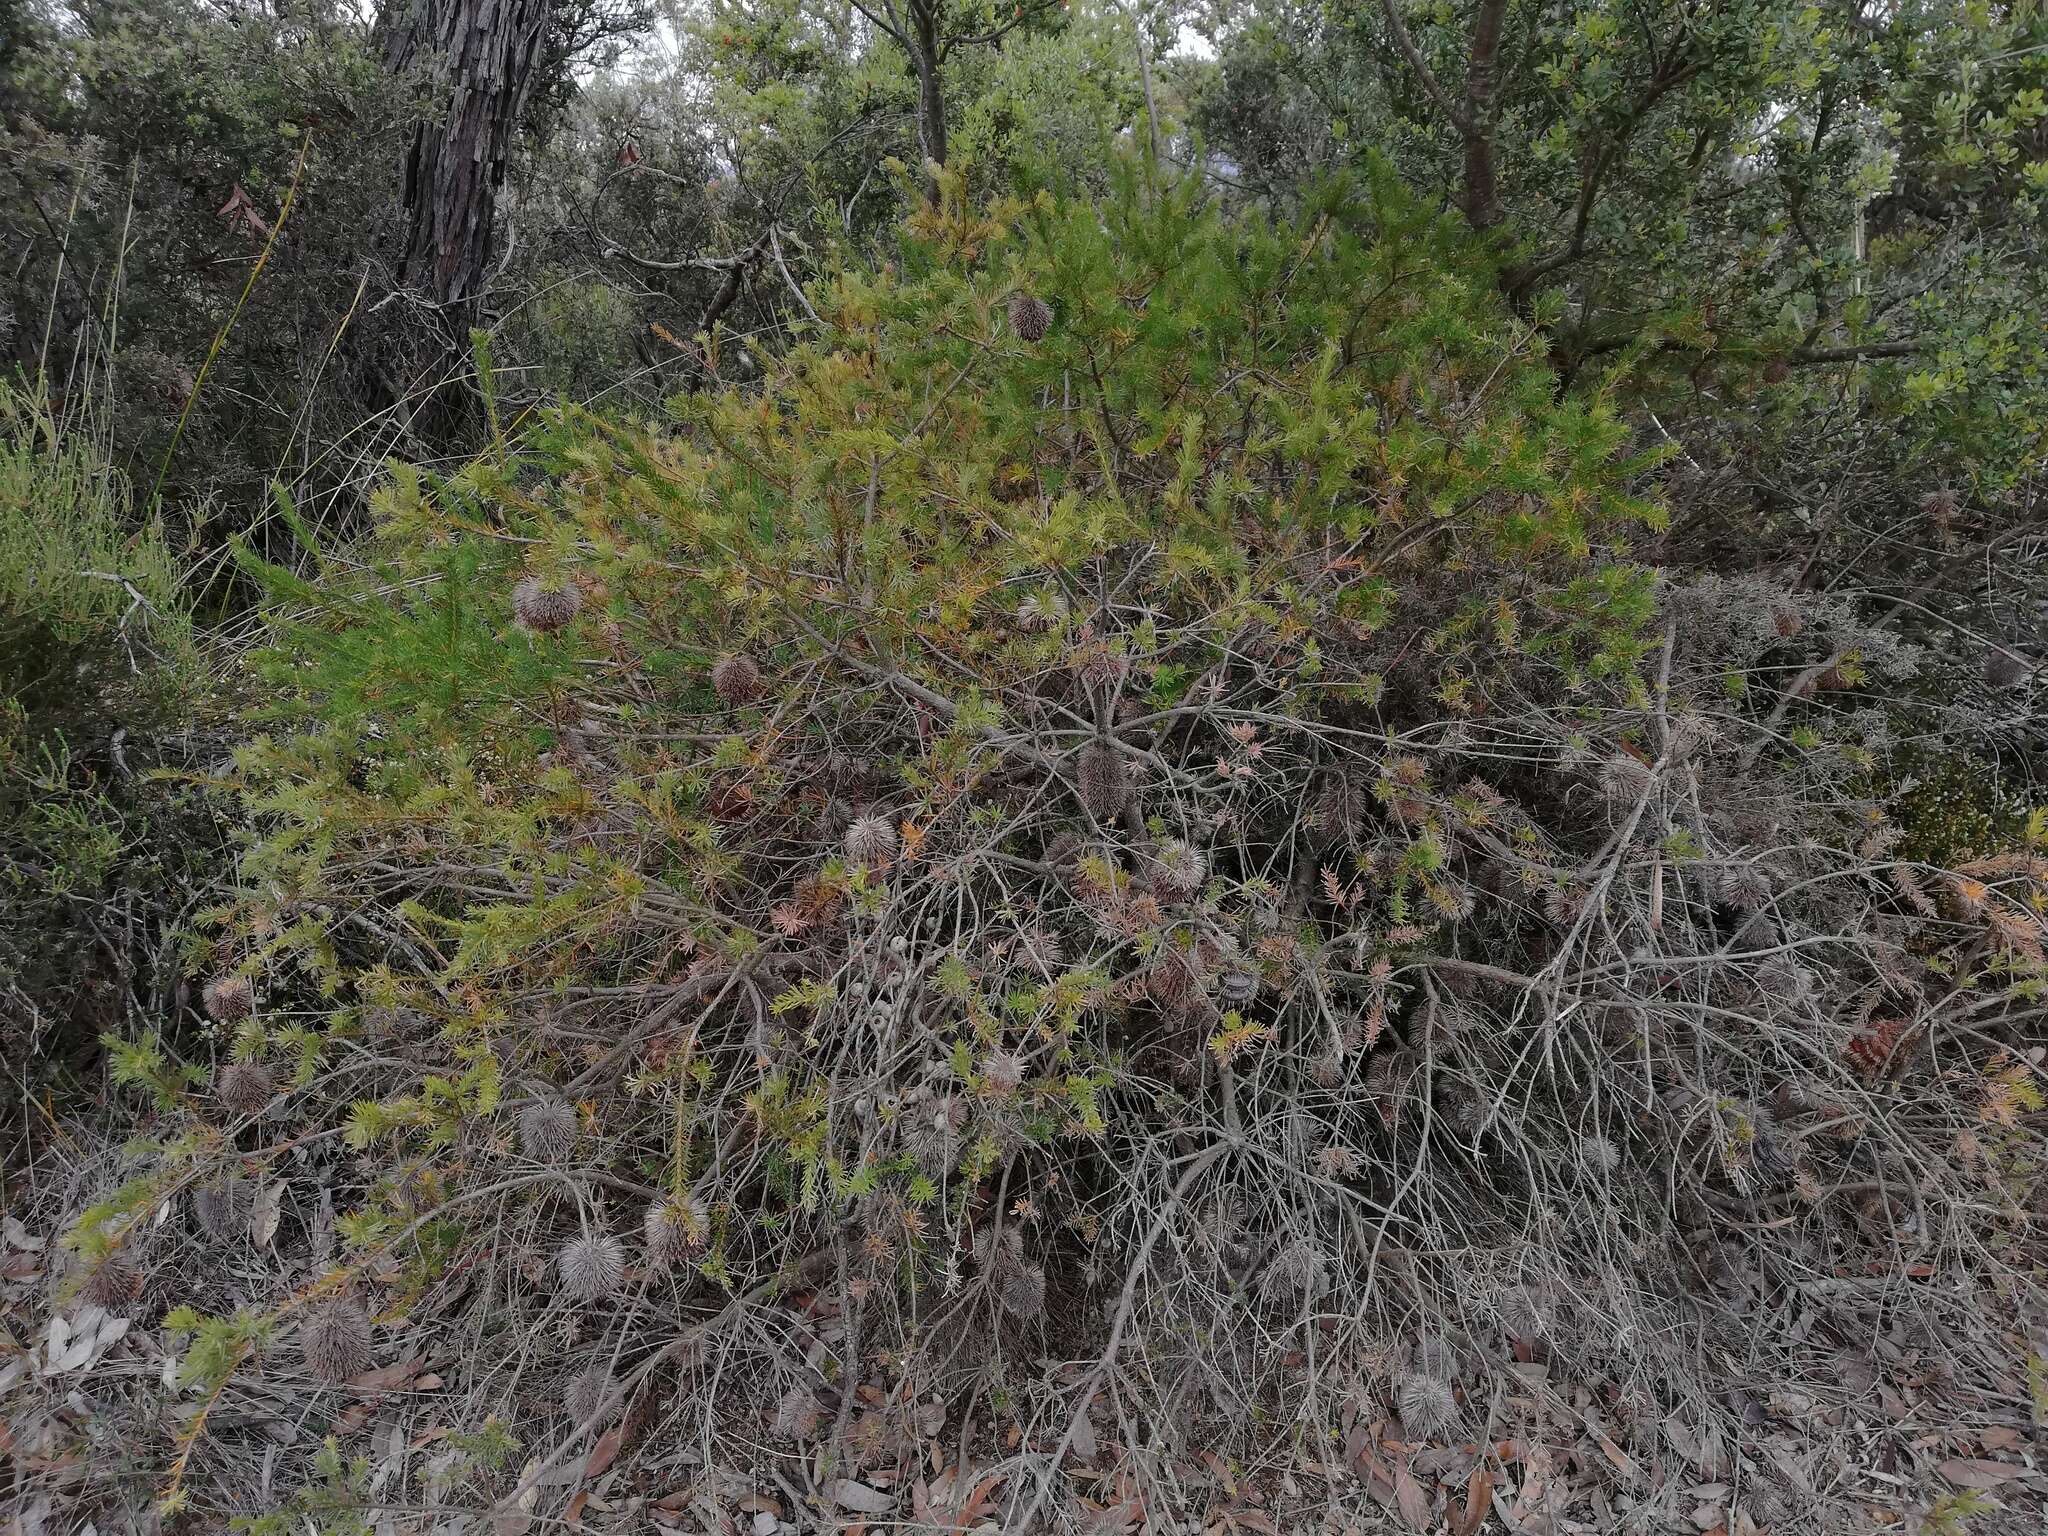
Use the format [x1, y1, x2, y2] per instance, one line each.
[301, 1299, 374, 1382]
[202, 974, 254, 1023]
[711, 652, 764, 704]
[512, 575, 582, 634]
[215, 1060, 275, 1117]
[557, 1235, 627, 1302]
[1007, 289, 1052, 342]
[208, 173, 2048, 1524]
[518, 1097, 579, 1162]
[843, 813, 898, 866]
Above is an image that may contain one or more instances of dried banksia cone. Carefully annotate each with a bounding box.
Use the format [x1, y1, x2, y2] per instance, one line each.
[512, 576, 583, 634]
[1007, 290, 1052, 342]
[202, 974, 254, 1023]
[1397, 1370, 1459, 1438]
[1076, 740, 1131, 820]
[518, 1097, 579, 1162]
[999, 1261, 1047, 1318]
[79, 1249, 144, 1310]
[1145, 839, 1206, 902]
[557, 1235, 627, 1302]
[301, 1299, 375, 1382]
[1143, 951, 1202, 1015]
[1919, 487, 1959, 527]
[565, 1364, 614, 1427]
[844, 813, 898, 866]
[643, 1195, 708, 1270]
[774, 1384, 822, 1440]
[192, 1176, 250, 1242]
[216, 1060, 275, 1117]
[1218, 968, 1258, 1007]
[710, 652, 764, 705]
[980, 1050, 1024, 1097]
[1984, 645, 2031, 689]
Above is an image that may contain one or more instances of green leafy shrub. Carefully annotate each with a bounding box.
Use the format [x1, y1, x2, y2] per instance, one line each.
[38, 167, 2045, 1529]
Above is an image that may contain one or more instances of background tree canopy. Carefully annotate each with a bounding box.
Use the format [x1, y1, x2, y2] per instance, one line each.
[2, 3, 2045, 1533]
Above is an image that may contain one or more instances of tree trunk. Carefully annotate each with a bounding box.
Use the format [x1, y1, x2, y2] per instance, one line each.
[907, 0, 947, 189]
[381, 0, 556, 321]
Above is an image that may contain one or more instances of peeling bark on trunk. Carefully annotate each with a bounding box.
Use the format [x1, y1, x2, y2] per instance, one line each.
[382, 0, 556, 321]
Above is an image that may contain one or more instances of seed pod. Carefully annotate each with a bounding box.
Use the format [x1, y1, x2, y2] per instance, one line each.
[1007, 290, 1052, 342]
[216, 1060, 275, 1117]
[301, 1299, 375, 1382]
[79, 1249, 144, 1310]
[710, 652, 764, 705]
[643, 1195, 708, 1270]
[1218, 968, 1258, 1007]
[774, 1384, 822, 1440]
[1143, 951, 1201, 1014]
[512, 576, 583, 634]
[980, 1050, 1024, 1097]
[1984, 646, 2031, 689]
[202, 974, 254, 1023]
[1397, 1371, 1458, 1437]
[1076, 741, 1131, 820]
[565, 1364, 614, 1427]
[192, 1176, 250, 1242]
[1145, 839, 1206, 903]
[518, 1098, 579, 1163]
[557, 1235, 627, 1302]
[844, 813, 899, 866]
[999, 1261, 1047, 1318]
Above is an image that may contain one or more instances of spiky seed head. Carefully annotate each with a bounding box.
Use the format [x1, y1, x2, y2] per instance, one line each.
[774, 1384, 822, 1440]
[1146, 839, 1206, 902]
[1984, 645, 2031, 689]
[1015, 591, 1064, 632]
[1717, 864, 1772, 912]
[557, 1235, 627, 1302]
[999, 1261, 1047, 1318]
[203, 974, 254, 1023]
[981, 1050, 1024, 1096]
[1438, 1085, 1485, 1136]
[518, 1098, 579, 1162]
[1396, 1372, 1459, 1438]
[192, 1176, 250, 1242]
[1007, 290, 1052, 342]
[1580, 1134, 1622, 1174]
[1314, 1143, 1360, 1180]
[844, 813, 898, 866]
[1596, 752, 1652, 805]
[1309, 1050, 1344, 1088]
[710, 652, 764, 705]
[1919, 488, 1959, 526]
[512, 576, 582, 634]
[216, 1060, 275, 1117]
[1266, 1238, 1324, 1298]
[565, 1364, 614, 1427]
[1076, 741, 1131, 820]
[1143, 951, 1200, 1014]
[79, 1249, 144, 1310]
[1496, 1284, 1547, 1339]
[1075, 645, 1129, 694]
[301, 1299, 375, 1382]
[643, 1195, 708, 1269]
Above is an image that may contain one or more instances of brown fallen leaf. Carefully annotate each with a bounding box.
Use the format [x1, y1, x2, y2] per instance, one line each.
[1937, 1457, 2027, 1489]
[1393, 1464, 1432, 1531]
[1449, 1463, 1494, 1536]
